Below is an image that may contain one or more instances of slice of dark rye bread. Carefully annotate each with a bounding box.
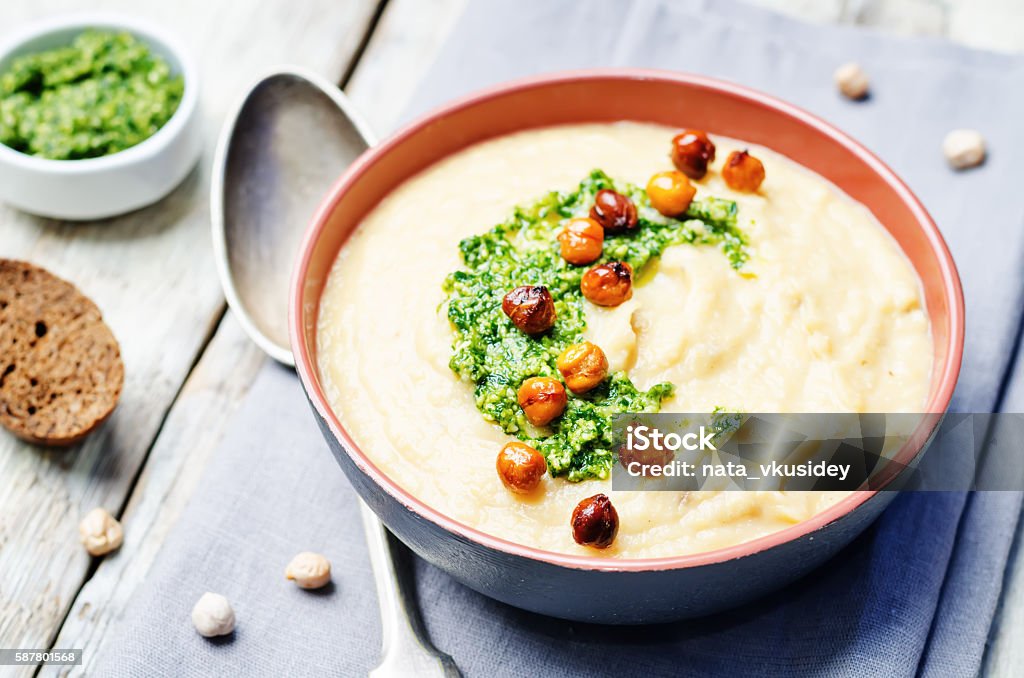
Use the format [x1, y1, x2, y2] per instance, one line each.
[0, 259, 124, 446]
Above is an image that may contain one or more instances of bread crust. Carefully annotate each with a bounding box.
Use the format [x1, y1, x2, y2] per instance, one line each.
[0, 259, 124, 446]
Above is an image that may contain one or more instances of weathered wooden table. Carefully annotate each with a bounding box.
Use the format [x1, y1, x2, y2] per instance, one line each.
[0, 1, 1020, 676]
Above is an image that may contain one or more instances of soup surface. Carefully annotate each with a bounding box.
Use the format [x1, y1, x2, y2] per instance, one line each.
[317, 123, 932, 558]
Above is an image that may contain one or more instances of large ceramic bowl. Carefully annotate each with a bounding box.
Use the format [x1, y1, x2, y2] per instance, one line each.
[289, 70, 964, 624]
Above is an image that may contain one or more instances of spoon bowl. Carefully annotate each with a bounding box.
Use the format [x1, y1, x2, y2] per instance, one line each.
[212, 67, 374, 365]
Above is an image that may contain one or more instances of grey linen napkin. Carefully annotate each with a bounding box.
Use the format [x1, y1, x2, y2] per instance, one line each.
[98, 1, 1024, 676]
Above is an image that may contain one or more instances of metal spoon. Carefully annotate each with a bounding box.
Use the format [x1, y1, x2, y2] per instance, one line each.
[211, 66, 460, 678]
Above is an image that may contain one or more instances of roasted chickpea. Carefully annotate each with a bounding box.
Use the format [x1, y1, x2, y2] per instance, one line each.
[581, 262, 633, 307]
[721, 150, 765, 192]
[496, 441, 547, 493]
[571, 494, 619, 548]
[589, 189, 638, 233]
[558, 217, 604, 265]
[502, 285, 556, 335]
[517, 377, 567, 427]
[670, 129, 716, 179]
[556, 341, 608, 394]
[646, 171, 696, 217]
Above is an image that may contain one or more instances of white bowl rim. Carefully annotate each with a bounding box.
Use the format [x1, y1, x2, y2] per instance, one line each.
[0, 11, 199, 173]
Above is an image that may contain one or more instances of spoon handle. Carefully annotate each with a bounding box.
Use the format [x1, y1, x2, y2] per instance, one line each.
[360, 501, 462, 677]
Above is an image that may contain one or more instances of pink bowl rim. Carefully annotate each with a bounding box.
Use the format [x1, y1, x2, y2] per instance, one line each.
[289, 68, 965, 573]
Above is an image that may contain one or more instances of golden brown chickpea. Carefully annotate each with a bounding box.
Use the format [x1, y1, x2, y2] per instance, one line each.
[496, 441, 547, 493]
[670, 129, 716, 180]
[581, 262, 633, 307]
[721, 150, 765, 192]
[556, 341, 608, 394]
[589, 189, 638, 233]
[502, 285, 556, 335]
[571, 494, 619, 548]
[557, 217, 604, 265]
[646, 171, 696, 217]
[517, 377, 567, 427]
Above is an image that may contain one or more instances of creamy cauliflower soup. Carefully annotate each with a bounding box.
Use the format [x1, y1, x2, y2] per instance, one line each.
[316, 123, 932, 559]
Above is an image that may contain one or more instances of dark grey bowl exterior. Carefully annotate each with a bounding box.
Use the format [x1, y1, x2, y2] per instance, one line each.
[306, 397, 892, 624]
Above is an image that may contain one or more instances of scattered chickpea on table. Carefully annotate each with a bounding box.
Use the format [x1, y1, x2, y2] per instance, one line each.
[285, 551, 333, 589]
[831, 62, 986, 171]
[191, 592, 235, 638]
[943, 128, 986, 169]
[834, 62, 870, 100]
[79, 507, 123, 557]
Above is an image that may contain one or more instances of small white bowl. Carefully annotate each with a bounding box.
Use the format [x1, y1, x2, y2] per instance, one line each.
[0, 14, 201, 220]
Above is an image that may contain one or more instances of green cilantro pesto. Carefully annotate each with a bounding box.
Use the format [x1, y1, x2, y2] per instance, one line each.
[0, 30, 184, 160]
[443, 170, 749, 481]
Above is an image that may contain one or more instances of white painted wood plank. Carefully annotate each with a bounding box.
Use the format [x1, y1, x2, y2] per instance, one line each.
[947, 0, 1024, 52]
[752, 0, 948, 35]
[846, 0, 948, 37]
[0, 0, 380, 670]
[758, 0, 1024, 50]
[344, 0, 470, 134]
[40, 0, 466, 673]
[42, 314, 266, 677]
[747, 0, 846, 23]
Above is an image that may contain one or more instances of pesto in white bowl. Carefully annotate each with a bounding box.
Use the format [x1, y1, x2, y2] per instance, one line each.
[0, 14, 200, 220]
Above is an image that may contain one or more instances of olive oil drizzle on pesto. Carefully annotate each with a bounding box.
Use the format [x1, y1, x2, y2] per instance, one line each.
[443, 170, 748, 481]
[0, 31, 184, 160]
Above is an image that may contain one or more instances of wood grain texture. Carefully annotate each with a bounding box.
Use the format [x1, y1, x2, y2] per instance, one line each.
[41, 314, 266, 677]
[846, 0, 947, 36]
[344, 0, 470, 135]
[757, 0, 1024, 50]
[947, 0, 1024, 51]
[0, 0, 380, 670]
[749, 0, 846, 23]
[37, 0, 467, 673]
